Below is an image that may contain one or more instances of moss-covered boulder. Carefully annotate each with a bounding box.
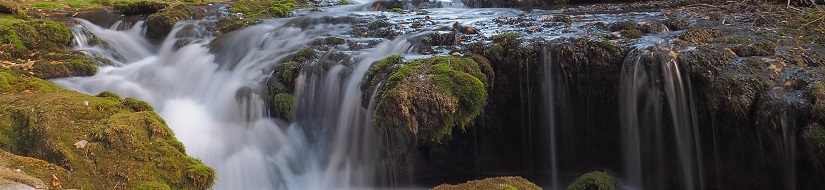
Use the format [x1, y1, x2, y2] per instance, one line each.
[228, 0, 297, 23]
[678, 28, 724, 44]
[566, 171, 618, 190]
[432, 176, 541, 190]
[373, 56, 489, 143]
[0, 72, 215, 189]
[114, 1, 169, 15]
[680, 46, 738, 84]
[0, 19, 72, 58]
[216, 17, 248, 34]
[146, 4, 193, 41]
[730, 40, 778, 57]
[705, 57, 773, 121]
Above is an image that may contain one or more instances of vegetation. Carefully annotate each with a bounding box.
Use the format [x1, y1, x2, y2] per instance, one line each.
[432, 176, 541, 190]
[273, 93, 295, 121]
[228, 0, 299, 24]
[566, 171, 618, 190]
[373, 56, 489, 143]
[146, 4, 193, 41]
[0, 72, 215, 189]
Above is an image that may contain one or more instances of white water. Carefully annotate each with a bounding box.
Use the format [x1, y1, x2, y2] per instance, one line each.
[54, 5, 414, 189]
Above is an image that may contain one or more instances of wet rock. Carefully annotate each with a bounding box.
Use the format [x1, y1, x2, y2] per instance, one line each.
[113, 1, 169, 15]
[681, 46, 737, 84]
[620, 29, 642, 39]
[730, 40, 778, 57]
[779, 48, 825, 67]
[362, 54, 404, 107]
[146, 4, 194, 41]
[432, 176, 541, 190]
[663, 16, 691, 31]
[566, 171, 618, 190]
[802, 123, 825, 169]
[422, 32, 456, 46]
[371, 0, 403, 11]
[373, 56, 489, 143]
[754, 89, 811, 131]
[677, 28, 724, 44]
[32, 58, 97, 79]
[546, 37, 625, 83]
[216, 17, 248, 35]
[706, 58, 772, 120]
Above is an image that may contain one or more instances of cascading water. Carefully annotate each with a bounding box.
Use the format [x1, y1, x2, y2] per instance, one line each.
[53, 3, 416, 189]
[540, 46, 560, 190]
[619, 47, 704, 190]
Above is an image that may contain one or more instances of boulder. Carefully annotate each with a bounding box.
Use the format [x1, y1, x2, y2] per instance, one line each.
[433, 176, 541, 190]
[146, 4, 193, 41]
[566, 171, 619, 190]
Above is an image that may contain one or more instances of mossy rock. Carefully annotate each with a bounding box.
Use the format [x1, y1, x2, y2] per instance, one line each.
[0, 19, 72, 56]
[608, 20, 639, 32]
[146, 4, 194, 41]
[433, 176, 541, 190]
[228, 0, 297, 23]
[272, 93, 294, 121]
[620, 29, 642, 39]
[565, 171, 618, 190]
[678, 28, 724, 44]
[114, 1, 169, 15]
[373, 56, 488, 143]
[680, 46, 737, 84]
[96, 91, 122, 100]
[730, 40, 777, 57]
[216, 17, 248, 34]
[0, 71, 61, 94]
[664, 16, 691, 31]
[803, 123, 825, 169]
[705, 57, 772, 120]
[0, 73, 214, 189]
[32, 59, 98, 79]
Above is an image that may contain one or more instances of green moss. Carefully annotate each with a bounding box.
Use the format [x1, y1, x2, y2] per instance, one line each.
[229, 0, 298, 23]
[293, 48, 317, 63]
[114, 1, 169, 15]
[491, 33, 521, 45]
[146, 4, 193, 41]
[337, 0, 350, 5]
[185, 160, 216, 190]
[368, 21, 381, 30]
[373, 56, 488, 143]
[123, 97, 154, 112]
[620, 29, 643, 39]
[565, 171, 618, 190]
[325, 36, 346, 45]
[216, 17, 248, 34]
[135, 181, 172, 190]
[433, 176, 541, 190]
[678, 28, 724, 44]
[0, 75, 215, 189]
[0, 19, 72, 56]
[95, 91, 122, 100]
[32, 2, 62, 8]
[388, 7, 403, 13]
[609, 20, 639, 32]
[273, 93, 294, 121]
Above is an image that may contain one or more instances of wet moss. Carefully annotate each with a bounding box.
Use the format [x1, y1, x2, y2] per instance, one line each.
[146, 4, 193, 41]
[433, 176, 541, 190]
[373, 56, 488, 143]
[292, 48, 318, 63]
[216, 17, 247, 34]
[229, 0, 297, 23]
[273, 93, 294, 121]
[114, 1, 168, 15]
[620, 29, 643, 39]
[0, 19, 72, 56]
[32, 59, 98, 79]
[135, 181, 172, 190]
[0, 71, 61, 93]
[566, 171, 618, 190]
[677, 28, 724, 44]
[608, 20, 639, 32]
[388, 7, 403, 13]
[664, 16, 691, 31]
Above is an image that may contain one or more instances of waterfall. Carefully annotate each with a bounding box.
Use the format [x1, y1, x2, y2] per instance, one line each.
[619, 47, 704, 190]
[53, 5, 413, 189]
[540, 46, 560, 190]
